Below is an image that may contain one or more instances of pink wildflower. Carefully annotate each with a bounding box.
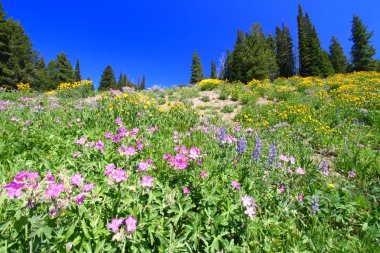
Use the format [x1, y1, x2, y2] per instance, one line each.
[231, 180, 241, 190]
[244, 206, 256, 219]
[75, 193, 85, 205]
[141, 175, 154, 188]
[125, 215, 137, 233]
[111, 169, 127, 183]
[105, 163, 115, 175]
[199, 170, 208, 179]
[82, 182, 94, 192]
[104, 132, 112, 138]
[116, 117, 122, 126]
[299, 193, 303, 203]
[296, 168, 305, 175]
[124, 146, 136, 156]
[137, 162, 149, 171]
[75, 137, 87, 145]
[107, 218, 124, 234]
[241, 195, 255, 207]
[182, 187, 190, 194]
[96, 141, 104, 150]
[71, 173, 85, 187]
[279, 155, 289, 162]
[289, 156, 296, 164]
[45, 182, 65, 199]
[4, 181, 25, 198]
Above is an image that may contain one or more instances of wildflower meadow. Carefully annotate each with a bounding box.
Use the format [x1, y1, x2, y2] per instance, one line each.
[1, 72, 380, 252]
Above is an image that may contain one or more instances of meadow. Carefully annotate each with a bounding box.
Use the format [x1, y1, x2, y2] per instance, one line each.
[0, 72, 379, 252]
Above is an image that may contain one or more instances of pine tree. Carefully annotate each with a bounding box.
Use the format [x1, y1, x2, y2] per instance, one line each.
[32, 56, 49, 90]
[140, 75, 146, 90]
[297, 4, 327, 77]
[117, 72, 123, 89]
[190, 50, 205, 84]
[229, 29, 246, 81]
[223, 50, 232, 80]
[320, 50, 335, 77]
[0, 18, 35, 88]
[329, 37, 349, 73]
[99, 65, 116, 91]
[242, 23, 278, 81]
[55, 52, 75, 84]
[350, 15, 376, 71]
[210, 59, 217, 79]
[123, 74, 129, 87]
[74, 58, 81, 81]
[275, 23, 295, 77]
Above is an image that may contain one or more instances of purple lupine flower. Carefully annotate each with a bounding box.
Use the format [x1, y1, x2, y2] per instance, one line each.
[310, 195, 320, 215]
[321, 160, 329, 176]
[252, 134, 261, 161]
[236, 135, 247, 155]
[265, 142, 276, 167]
[219, 126, 226, 144]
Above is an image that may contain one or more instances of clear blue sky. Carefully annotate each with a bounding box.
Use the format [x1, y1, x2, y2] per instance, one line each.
[2, 0, 380, 89]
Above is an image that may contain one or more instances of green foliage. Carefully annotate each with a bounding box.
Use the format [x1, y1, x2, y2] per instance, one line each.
[329, 37, 349, 73]
[190, 50, 205, 84]
[46, 52, 75, 89]
[201, 95, 210, 102]
[210, 59, 217, 79]
[0, 17, 35, 88]
[275, 23, 295, 77]
[221, 105, 234, 113]
[99, 65, 116, 91]
[350, 15, 377, 71]
[74, 58, 81, 82]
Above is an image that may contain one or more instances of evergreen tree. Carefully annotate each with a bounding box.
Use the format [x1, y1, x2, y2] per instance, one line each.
[140, 75, 146, 90]
[99, 65, 116, 91]
[241, 23, 278, 81]
[329, 36, 349, 73]
[266, 34, 279, 80]
[32, 56, 49, 90]
[350, 15, 376, 71]
[223, 50, 232, 80]
[210, 59, 217, 79]
[123, 74, 129, 87]
[190, 50, 205, 84]
[297, 4, 328, 77]
[117, 72, 124, 89]
[320, 50, 335, 77]
[74, 58, 81, 81]
[275, 23, 295, 77]
[229, 29, 246, 81]
[0, 18, 35, 88]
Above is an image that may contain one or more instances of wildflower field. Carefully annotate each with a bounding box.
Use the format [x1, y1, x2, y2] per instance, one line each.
[1, 72, 380, 252]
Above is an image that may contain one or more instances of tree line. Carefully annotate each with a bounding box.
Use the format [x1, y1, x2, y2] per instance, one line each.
[0, 2, 145, 91]
[190, 4, 379, 84]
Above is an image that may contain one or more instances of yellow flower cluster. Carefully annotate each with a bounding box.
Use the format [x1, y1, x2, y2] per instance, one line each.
[17, 83, 31, 91]
[57, 80, 93, 91]
[196, 79, 224, 86]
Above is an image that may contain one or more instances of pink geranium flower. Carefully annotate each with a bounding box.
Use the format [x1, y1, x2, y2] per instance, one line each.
[296, 168, 305, 175]
[107, 218, 124, 234]
[125, 215, 137, 233]
[231, 180, 241, 190]
[71, 173, 85, 187]
[141, 175, 154, 188]
[111, 169, 127, 183]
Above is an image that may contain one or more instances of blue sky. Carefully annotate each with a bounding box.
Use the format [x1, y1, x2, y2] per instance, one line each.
[2, 0, 380, 88]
